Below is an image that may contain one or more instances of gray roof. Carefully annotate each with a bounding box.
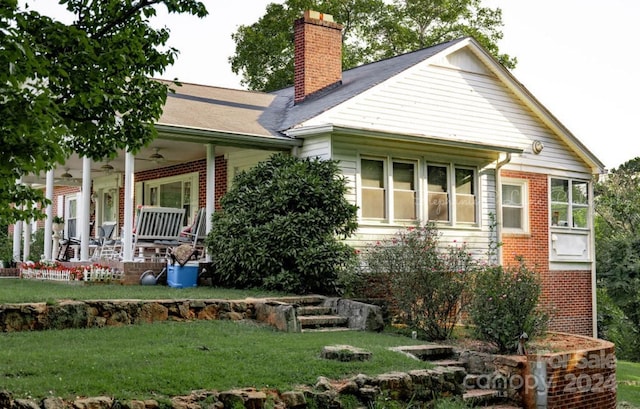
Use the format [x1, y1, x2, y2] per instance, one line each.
[266, 38, 467, 132]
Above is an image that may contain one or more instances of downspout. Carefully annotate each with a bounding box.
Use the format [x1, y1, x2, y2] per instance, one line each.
[590, 173, 599, 338]
[494, 153, 512, 264]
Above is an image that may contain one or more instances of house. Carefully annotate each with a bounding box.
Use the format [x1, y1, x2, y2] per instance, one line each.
[16, 10, 604, 337]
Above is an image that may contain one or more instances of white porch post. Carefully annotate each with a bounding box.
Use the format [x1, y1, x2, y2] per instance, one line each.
[80, 157, 92, 261]
[22, 218, 31, 261]
[12, 178, 23, 262]
[44, 170, 54, 260]
[122, 150, 135, 261]
[205, 144, 216, 262]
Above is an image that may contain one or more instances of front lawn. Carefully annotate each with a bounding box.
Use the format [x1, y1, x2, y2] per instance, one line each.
[0, 320, 431, 402]
[617, 360, 640, 408]
[0, 278, 287, 303]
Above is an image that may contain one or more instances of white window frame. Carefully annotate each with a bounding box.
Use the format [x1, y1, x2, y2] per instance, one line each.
[550, 177, 590, 230]
[426, 163, 479, 226]
[135, 172, 199, 226]
[501, 178, 529, 234]
[359, 156, 388, 221]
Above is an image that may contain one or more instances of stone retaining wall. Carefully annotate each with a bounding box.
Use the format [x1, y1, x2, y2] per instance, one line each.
[0, 298, 289, 332]
[0, 365, 466, 409]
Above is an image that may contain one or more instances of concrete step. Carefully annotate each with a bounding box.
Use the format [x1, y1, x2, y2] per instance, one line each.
[298, 315, 348, 329]
[297, 306, 333, 316]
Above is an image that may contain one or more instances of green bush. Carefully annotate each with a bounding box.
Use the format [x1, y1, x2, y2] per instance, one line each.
[356, 224, 479, 340]
[468, 258, 548, 353]
[597, 286, 640, 361]
[206, 153, 358, 294]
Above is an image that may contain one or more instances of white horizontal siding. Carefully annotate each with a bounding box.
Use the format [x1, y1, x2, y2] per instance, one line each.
[306, 59, 592, 177]
[298, 135, 331, 160]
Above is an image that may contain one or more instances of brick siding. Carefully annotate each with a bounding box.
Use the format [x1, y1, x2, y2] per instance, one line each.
[501, 170, 593, 336]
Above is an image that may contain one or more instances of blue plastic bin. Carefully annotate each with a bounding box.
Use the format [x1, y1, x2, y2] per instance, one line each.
[167, 263, 199, 288]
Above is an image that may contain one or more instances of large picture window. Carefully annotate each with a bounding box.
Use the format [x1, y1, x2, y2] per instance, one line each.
[550, 178, 589, 228]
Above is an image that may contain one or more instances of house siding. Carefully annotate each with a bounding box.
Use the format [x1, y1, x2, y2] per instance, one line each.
[306, 59, 592, 176]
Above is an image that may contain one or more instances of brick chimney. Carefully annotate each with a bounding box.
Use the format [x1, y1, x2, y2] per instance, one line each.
[294, 10, 343, 104]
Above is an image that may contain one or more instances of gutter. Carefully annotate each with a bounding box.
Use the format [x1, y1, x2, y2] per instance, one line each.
[494, 152, 512, 264]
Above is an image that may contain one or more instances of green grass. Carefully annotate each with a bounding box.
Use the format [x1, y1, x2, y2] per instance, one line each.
[0, 278, 287, 303]
[0, 320, 431, 402]
[617, 360, 640, 407]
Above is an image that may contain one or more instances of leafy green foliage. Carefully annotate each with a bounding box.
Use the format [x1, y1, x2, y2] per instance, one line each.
[597, 287, 639, 361]
[595, 157, 640, 349]
[355, 224, 479, 340]
[1, 0, 207, 223]
[206, 153, 358, 294]
[468, 259, 548, 353]
[230, 0, 516, 92]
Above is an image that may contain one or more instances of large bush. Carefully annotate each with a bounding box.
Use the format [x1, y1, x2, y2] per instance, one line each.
[355, 224, 479, 340]
[206, 153, 358, 294]
[468, 259, 549, 353]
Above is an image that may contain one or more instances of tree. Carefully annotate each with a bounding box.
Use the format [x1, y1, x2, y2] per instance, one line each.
[230, 0, 516, 92]
[206, 153, 358, 294]
[1, 0, 207, 224]
[595, 157, 640, 359]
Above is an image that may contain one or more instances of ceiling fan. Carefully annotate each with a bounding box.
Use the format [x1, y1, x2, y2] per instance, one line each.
[55, 168, 82, 184]
[136, 147, 180, 164]
[92, 161, 118, 175]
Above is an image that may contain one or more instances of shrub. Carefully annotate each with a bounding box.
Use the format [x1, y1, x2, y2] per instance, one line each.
[206, 153, 358, 294]
[356, 224, 479, 340]
[597, 287, 640, 361]
[468, 258, 548, 353]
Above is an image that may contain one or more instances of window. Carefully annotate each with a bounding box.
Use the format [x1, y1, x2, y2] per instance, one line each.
[455, 167, 476, 223]
[551, 178, 589, 228]
[502, 179, 528, 232]
[360, 158, 417, 221]
[427, 165, 477, 224]
[137, 172, 198, 226]
[393, 162, 416, 220]
[427, 165, 449, 221]
[361, 158, 386, 219]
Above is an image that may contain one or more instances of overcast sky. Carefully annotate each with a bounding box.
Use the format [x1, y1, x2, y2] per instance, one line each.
[39, 1, 640, 171]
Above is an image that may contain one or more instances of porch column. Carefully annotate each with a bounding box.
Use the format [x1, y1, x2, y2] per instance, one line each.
[80, 157, 92, 261]
[12, 178, 23, 262]
[44, 170, 54, 260]
[22, 218, 31, 261]
[122, 150, 135, 261]
[205, 144, 216, 262]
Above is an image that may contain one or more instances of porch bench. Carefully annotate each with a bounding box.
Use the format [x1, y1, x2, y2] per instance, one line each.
[133, 207, 186, 261]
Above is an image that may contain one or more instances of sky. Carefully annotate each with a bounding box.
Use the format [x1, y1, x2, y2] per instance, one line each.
[39, 1, 640, 171]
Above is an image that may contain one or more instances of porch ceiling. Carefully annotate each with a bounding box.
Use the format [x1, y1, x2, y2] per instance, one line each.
[21, 139, 240, 187]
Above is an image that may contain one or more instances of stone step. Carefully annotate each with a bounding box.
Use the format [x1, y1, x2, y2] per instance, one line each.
[268, 295, 326, 306]
[301, 327, 354, 333]
[297, 306, 333, 316]
[462, 389, 501, 406]
[298, 315, 349, 329]
[388, 344, 455, 361]
[431, 359, 465, 368]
